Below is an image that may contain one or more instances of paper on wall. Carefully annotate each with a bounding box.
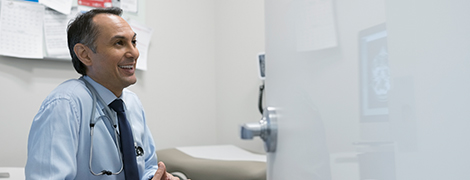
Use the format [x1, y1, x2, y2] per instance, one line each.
[44, 7, 78, 59]
[0, 0, 44, 59]
[77, 0, 112, 8]
[295, 0, 338, 51]
[128, 19, 153, 71]
[39, 0, 73, 15]
[121, 0, 138, 13]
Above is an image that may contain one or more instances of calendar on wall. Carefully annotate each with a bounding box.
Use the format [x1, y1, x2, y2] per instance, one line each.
[0, 0, 147, 61]
[0, 0, 44, 59]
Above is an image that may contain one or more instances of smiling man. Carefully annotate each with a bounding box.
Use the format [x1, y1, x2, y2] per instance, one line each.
[25, 8, 179, 180]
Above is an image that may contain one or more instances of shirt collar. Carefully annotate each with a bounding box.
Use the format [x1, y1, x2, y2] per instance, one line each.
[83, 76, 119, 105]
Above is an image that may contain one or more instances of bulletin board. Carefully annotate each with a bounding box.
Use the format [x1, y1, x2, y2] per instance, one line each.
[0, 0, 148, 64]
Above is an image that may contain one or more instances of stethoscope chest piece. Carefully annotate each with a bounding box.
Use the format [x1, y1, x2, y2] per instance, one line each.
[135, 145, 144, 156]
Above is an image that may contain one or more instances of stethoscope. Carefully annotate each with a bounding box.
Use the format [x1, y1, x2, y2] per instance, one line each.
[82, 77, 145, 176]
[82, 78, 124, 176]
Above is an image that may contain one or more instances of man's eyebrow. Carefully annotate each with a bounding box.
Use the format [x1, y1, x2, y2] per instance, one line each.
[111, 33, 137, 40]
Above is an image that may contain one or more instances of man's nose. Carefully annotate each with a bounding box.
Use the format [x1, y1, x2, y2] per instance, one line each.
[126, 44, 139, 60]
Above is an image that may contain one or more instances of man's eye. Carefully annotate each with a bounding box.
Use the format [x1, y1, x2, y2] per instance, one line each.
[132, 40, 137, 46]
[116, 40, 124, 45]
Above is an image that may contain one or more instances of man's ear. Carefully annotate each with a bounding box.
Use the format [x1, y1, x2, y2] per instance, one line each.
[74, 43, 93, 66]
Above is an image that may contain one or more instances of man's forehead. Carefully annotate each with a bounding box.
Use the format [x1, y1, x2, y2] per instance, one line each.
[93, 14, 135, 38]
[93, 13, 121, 21]
[93, 14, 125, 29]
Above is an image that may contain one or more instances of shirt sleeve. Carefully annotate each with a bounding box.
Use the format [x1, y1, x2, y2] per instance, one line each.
[140, 110, 159, 180]
[25, 97, 80, 180]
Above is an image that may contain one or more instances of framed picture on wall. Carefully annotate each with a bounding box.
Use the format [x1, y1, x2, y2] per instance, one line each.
[359, 23, 389, 122]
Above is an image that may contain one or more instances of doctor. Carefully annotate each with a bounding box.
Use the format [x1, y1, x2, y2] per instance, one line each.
[26, 7, 179, 180]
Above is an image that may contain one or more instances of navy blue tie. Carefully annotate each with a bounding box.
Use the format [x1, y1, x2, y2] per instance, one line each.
[109, 99, 139, 179]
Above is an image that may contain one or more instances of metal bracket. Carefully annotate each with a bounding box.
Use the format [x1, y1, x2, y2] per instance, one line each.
[241, 107, 277, 153]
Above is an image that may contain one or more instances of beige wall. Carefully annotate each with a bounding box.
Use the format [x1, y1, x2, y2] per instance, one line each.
[0, 0, 265, 167]
[214, 0, 266, 152]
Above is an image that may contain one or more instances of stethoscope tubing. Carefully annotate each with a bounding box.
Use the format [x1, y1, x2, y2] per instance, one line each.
[82, 78, 124, 176]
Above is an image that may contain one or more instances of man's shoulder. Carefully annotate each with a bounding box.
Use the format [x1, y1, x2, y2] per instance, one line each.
[44, 79, 90, 103]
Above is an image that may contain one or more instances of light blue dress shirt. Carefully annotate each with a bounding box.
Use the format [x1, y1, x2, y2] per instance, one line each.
[26, 76, 158, 180]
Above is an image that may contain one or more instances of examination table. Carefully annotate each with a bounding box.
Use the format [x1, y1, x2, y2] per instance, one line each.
[156, 145, 266, 180]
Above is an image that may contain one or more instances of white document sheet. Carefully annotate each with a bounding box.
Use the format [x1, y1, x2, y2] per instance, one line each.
[121, 0, 138, 13]
[176, 145, 266, 162]
[44, 7, 78, 59]
[295, 0, 338, 51]
[39, 0, 73, 15]
[128, 19, 153, 71]
[0, 0, 45, 59]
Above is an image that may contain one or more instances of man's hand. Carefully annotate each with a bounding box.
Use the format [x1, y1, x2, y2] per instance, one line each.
[152, 161, 181, 180]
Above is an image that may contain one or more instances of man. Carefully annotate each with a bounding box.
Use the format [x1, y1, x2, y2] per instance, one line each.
[26, 7, 179, 180]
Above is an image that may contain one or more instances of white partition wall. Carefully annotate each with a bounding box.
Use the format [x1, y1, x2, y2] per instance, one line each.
[386, 0, 470, 179]
[263, 0, 470, 179]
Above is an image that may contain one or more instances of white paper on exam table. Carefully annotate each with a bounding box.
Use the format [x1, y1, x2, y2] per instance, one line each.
[0, 167, 25, 180]
[176, 144, 266, 162]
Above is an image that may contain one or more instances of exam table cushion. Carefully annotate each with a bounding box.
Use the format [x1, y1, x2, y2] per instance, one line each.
[156, 148, 266, 180]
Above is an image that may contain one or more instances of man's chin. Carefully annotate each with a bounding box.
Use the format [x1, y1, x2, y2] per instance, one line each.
[123, 77, 137, 87]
